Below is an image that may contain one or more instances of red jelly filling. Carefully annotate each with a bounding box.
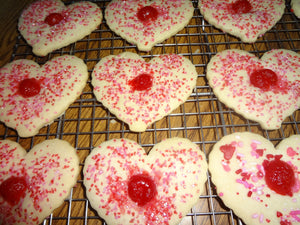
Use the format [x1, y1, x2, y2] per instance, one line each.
[129, 73, 153, 91]
[18, 78, 41, 98]
[128, 173, 157, 206]
[137, 6, 158, 23]
[44, 13, 64, 26]
[263, 157, 296, 196]
[0, 176, 28, 206]
[230, 0, 252, 14]
[250, 69, 278, 91]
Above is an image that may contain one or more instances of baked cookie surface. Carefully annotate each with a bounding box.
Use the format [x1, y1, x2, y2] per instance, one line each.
[18, 0, 102, 56]
[92, 52, 197, 132]
[0, 55, 88, 137]
[291, 0, 300, 18]
[84, 138, 207, 225]
[209, 132, 300, 225]
[206, 49, 300, 130]
[199, 0, 285, 42]
[0, 139, 79, 225]
[105, 0, 194, 51]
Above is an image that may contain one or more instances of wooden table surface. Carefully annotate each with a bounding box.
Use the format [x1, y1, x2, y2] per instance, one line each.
[0, 0, 299, 225]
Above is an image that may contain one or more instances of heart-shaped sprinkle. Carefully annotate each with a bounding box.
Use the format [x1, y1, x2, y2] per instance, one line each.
[92, 52, 197, 132]
[18, 0, 102, 56]
[0, 55, 88, 137]
[206, 49, 300, 130]
[199, 0, 285, 42]
[0, 139, 79, 225]
[105, 0, 194, 51]
[209, 132, 300, 225]
[83, 138, 207, 225]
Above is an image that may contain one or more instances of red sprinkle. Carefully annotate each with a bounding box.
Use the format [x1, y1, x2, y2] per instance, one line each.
[280, 220, 292, 225]
[235, 169, 242, 174]
[0, 176, 28, 206]
[128, 173, 157, 206]
[128, 73, 153, 91]
[230, 0, 252, 14]
[250, 69, 278, 91]
[263, 157, 296, 196]
[255, 149, 264, 157]
[137, 6, 158, 24]
[44, 13, 64, 26]
[247, 191, 252, 197]
[277, 211, 283, 217]
[18, 78, 41, 98]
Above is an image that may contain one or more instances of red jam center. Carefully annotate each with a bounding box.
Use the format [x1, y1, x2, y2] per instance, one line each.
[250, 69, 278, 91]
[263, 158, 296, 196]
[44, 13, 64, 26]
[137, 6, 158, 23]
[0, 176, 28, 206]
[128, 174, 157, 206]
[18, 78, 41, 98]
[231, 0, 252, 14]
[129, 73, 153, 91]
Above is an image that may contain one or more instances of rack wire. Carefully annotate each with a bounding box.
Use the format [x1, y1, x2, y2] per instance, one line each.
[1, 0, 299, 224]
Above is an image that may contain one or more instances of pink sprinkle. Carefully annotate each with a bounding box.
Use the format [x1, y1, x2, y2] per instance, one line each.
[290, 210, 300, 222]
[222, 161, 231, 172]
[236, 178, 254, 189]
[287, 147, 298, 157]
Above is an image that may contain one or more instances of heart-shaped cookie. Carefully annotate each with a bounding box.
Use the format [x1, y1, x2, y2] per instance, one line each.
[206, 49, 300, 130]
[83, 138, 207, 225]
[92, 52, 197, 132]
[0, 139, 79, 225]
[18, 0, 102, 56]
[209, 132, 300, 225]
[105, 0, 194, 51]
[0, 55, 88, 137]
[199, 0, 285, 42]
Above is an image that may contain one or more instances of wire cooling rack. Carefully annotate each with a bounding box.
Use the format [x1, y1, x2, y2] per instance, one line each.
[1, 0, 299, 224]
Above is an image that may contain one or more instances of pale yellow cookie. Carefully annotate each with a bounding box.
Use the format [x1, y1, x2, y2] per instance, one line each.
[105, 0, 194, 51]
[92, 52, 197, 132]
[84, 138, 207, 225]
[206, 49, 300, 130]
[199, 0, 285, 42]
[18, 0, 102, 56]
[0, 55, 88, 137]
[0, 139, 80, 225]
[291, 0, 300, 18]
[209, 132, 300, 224]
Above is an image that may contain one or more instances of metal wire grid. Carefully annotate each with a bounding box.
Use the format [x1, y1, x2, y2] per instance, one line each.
[0, 0, 299, 224]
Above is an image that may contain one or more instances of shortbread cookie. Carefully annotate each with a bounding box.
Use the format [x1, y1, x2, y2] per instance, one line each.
[0, 139, 79, 225]
[84, 138, 207, 225]
[18, 0, 102, 56]
[209, 132, 300, 225]
[199, 0, 285, 42]
[105, 0, 194, 51]
[0, 55, 88, 137]
[291, 0, 300, 18]
[92, 52, 197, 132]
[206, 49, 300, 130]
